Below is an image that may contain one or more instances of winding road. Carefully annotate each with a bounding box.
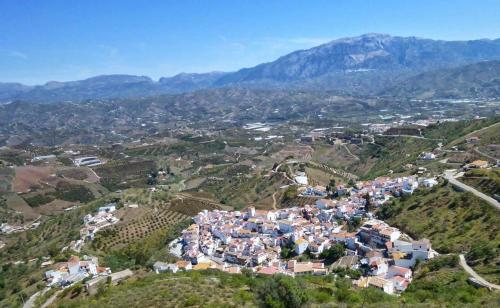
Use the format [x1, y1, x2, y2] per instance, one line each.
[459, 254, 500, 291]
[443, 170, 500, 210]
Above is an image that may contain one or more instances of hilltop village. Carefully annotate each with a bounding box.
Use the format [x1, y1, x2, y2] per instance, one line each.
[157, 175, 439, 294]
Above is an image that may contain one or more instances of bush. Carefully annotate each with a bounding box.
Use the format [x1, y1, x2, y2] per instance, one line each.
[253, 275, 308, 308]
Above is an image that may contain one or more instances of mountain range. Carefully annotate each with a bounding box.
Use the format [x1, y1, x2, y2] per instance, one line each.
[1, 33, 500, 102]
[380, 60, 500, 99]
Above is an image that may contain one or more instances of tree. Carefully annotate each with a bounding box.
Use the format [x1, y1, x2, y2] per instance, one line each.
[327, 179, 337, 195]
[334, 278, 352, 302]
[254, 275, 308, 308]
[347, 216, 362, 232]
[348, 178, 356, 187]
[283, 186, 298, 202]
[363, 193, 372, 212]
[320, 243, 345, 264]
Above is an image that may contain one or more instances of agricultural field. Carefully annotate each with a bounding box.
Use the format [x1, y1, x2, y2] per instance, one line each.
[169, 193, 222, 216]
[12, 165, 57, 193]
[311, 143, 360, 170]
[92, 207, 189, 251]
[194, 169, 286, 210]
[0, 163, 14, 193]
[304, 166, 346, 187]
[271, 144, 314, 162]
[0, 192, 39, 223]
[354, 135, 438, 179]
[57, 167, 100, 183]
[281, 195, 319, 208]
[93, 158, 156, 190]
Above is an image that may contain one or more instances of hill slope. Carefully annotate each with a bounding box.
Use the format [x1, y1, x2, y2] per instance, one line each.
[378, 184, 500, 284]
[381, 60, 500, 98]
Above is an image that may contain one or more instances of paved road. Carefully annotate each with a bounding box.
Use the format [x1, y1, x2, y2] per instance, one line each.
[40, 290, 63, 308]
[463, 122, 500, 139]
[443, 170, 500, 210]
[23, 288, 51, 308]
[473, 147, 498, 162]
[379, 134, 443, 141]
[342, 144, 360, 161]
[459, 254, 500, 291]
[24, 289, 44, 308]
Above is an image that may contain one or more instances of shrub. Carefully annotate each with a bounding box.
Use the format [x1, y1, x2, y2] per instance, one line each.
[253, 275, 308, 308]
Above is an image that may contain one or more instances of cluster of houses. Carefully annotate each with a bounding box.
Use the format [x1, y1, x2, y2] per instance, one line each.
[165, 173, 437, 294]
[44, 255, 110, 287]
[300, 175, 438, 201]
[70, 203, 119, 252]
[352, 175, 439, 198]
[0, 219, 41, 235]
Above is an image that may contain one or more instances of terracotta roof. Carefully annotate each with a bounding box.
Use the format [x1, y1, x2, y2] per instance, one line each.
[97, 266, 108, 273]
[390, 265, 411, 275]
[293, 262, 314, 273]
[176, 260, 191, 268]
[193, 262, 211, 270]
[68, 256, 80, 265]
[258, 266, 279, 275]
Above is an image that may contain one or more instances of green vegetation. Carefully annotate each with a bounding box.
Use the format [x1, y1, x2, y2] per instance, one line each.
[195, 167, 283, 210]
[356, 135, 437, 179]
[52, 254, 500, 308]
[320, 243, 345, 265]
[253, 274, 308, 308]
[94, 159, 156, 191]
[54, 183, 94, 203]
[92, 209, 188, 251]
[378, 183, 500, 283]
[423, 116, 499, 145]
[99, 218, 191, 271]
[0, 199, 106, 307]
[282, 185, 298, 202]
[22, 183, 95, 207]
[0, 165, 14, 193]
[24, 193, 55, 207]
[462, 168, 500, 197]
[0, 261, 46, 307]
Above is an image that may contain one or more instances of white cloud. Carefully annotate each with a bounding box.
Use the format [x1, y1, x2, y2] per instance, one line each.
[8, 50, 28, 60]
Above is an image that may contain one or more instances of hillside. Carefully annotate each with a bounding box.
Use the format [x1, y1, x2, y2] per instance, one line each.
[378, 184, 500, 284]
[49, 258, 500, 308]
[381, 60, 500, 98]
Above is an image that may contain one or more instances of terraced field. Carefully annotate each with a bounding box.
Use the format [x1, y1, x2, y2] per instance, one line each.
[281, 195, 318, 208]
[92, 208, 189, 250]
[93, 158, 156, 190]
[170, 193, 222, 216]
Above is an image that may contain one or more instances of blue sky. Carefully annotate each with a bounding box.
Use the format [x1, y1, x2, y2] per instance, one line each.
[1, 0, 500, 85]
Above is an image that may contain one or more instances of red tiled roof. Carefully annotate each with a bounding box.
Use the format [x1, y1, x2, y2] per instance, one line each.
[258, 267, 278, 275]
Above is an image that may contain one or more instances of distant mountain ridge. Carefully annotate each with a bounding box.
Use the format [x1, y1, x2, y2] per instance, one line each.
[380, 60, 500, 99]
[2, 33, 500, 102]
